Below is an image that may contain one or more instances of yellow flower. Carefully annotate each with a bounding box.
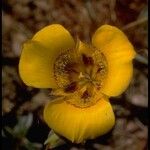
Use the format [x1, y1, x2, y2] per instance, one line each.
[19, 24, 136, 143]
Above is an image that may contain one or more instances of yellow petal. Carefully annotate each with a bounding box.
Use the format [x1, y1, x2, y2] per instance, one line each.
[19, 24, 75, 88]
[19, 41, 56, 88]
[101, 62, 133, 97]
[44, 98, 115, 143]
[92, 25, 136, 96]
[32, 24, 75, 51]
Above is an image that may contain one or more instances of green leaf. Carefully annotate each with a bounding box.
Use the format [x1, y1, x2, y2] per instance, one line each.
[4, 113, 33, 138]
[44, 130, 66, 149]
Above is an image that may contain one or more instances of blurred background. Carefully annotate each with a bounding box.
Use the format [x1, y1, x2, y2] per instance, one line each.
[2, 0, 148, 150]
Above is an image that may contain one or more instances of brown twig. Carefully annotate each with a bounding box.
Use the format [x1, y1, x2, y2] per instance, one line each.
[122, 17, 147, 31]
[135, 53, 148, 65]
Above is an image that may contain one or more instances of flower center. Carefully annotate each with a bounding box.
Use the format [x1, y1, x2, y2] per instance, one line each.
[53, 45, 108, 108]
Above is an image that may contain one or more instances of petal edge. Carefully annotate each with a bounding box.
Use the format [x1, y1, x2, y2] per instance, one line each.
[44, 98, 115, 143]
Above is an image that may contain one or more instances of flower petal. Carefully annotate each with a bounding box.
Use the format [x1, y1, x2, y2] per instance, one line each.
[19, 24, 75, 88]
[32, 24, 75, 51]
[44, 98, 115, 143]
[19, 41, 56, 88]
[102, 62, 133, 97]
[92, 25, 136, 96]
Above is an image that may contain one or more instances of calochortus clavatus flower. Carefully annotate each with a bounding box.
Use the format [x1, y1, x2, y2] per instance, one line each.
[19, 24, 136, 143]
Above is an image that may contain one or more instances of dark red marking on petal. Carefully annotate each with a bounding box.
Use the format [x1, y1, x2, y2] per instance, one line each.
[82, 54, 94, 66]
[64, 82, 78, 93]
[81, 90, 91, 99]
